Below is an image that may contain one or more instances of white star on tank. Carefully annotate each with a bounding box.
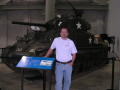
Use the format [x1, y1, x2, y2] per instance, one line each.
[76, 22, 81, 29]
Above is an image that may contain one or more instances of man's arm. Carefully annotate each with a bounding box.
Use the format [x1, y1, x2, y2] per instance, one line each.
[70, 53, 77, 66]
[44, 48, 53, 57]
[44, 38, 56, 57]
[70, 41, 78, 66]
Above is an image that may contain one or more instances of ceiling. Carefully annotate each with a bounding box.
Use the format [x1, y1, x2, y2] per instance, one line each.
[0, 0, 110, 5]
[0, 0, 10, 5]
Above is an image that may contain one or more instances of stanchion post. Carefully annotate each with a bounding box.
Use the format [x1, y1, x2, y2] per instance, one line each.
[107, 36, 116, 90]
[107, 57, 116, 90]
[48, 71, 52, 90]
[21, 69, 24, 90]
[111, 58, 115, 89]
[43, 70, 46, 90]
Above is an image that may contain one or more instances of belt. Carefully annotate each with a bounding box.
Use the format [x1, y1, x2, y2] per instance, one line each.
[56, 60, 72, 64]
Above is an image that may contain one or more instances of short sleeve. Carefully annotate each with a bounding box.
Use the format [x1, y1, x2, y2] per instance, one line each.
[50, 39, 56, 49]
[71, 41, 77, 54]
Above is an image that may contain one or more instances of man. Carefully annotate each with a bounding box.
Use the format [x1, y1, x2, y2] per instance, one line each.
[44, 27, 77, 90]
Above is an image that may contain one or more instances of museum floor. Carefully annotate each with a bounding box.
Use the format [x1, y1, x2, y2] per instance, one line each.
[0, 61, 120, 90]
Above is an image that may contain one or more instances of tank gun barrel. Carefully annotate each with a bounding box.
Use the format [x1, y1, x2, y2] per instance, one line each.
[12, 21, 47, 28]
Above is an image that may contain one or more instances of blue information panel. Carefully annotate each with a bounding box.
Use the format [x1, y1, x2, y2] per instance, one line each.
[16, 56, 55, 70]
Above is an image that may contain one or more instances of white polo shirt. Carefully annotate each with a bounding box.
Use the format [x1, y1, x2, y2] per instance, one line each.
[50, 37, 77, 62]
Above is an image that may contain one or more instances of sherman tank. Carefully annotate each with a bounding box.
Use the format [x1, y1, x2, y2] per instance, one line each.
[1, 0, 109, 76]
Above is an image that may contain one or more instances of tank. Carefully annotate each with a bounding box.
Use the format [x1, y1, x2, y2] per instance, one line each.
[1, 0, 109, 76]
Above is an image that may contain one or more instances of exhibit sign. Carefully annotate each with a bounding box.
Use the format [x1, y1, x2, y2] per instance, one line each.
[16, 56, 55, 70]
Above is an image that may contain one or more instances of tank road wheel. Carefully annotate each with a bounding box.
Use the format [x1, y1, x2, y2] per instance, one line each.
[1, 46, 21, 72]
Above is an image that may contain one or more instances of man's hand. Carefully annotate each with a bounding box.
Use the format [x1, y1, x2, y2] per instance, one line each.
[69, 62, 74, 66]
[69, 53, 77, 66]
[44, 48, 53, 57]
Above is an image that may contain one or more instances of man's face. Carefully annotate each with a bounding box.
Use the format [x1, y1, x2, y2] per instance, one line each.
[60, 28, 69, 38]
